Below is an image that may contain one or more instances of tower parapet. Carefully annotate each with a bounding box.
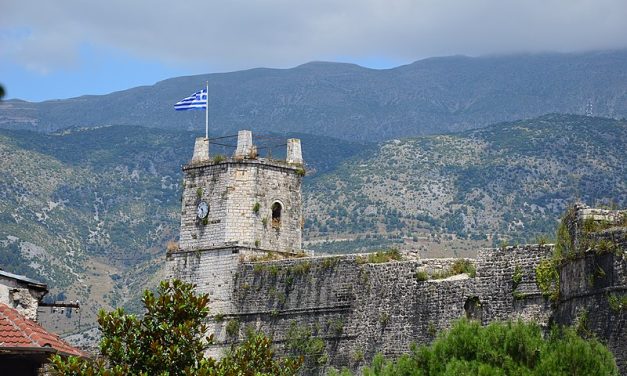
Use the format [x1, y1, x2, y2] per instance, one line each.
[191, 137, 209, 163]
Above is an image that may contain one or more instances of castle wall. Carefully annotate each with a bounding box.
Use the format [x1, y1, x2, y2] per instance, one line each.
[168, 245, 558, 373]
[554, 228, 627, 373]
[170, 134, 625, 375]
[165, 247, 241, 314]
[475, 245, 554, 325]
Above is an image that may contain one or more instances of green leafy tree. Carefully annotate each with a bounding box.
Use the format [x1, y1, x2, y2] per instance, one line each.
[50, 279, 301, 376]
[333, 319, 617, 376]
[216, 330, 302, 376]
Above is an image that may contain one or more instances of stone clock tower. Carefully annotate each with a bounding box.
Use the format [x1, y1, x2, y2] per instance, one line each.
[166, 130, 304, 315]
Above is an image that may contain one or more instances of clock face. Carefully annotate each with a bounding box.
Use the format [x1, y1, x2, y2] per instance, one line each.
[196, 201, 209, 219]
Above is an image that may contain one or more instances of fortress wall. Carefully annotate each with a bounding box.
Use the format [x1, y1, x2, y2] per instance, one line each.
[224, 256, 479, 371]
[475, 245, 554, 325]
[166, 241, 624, 374]
[555, 228, 627, 373]
[165, 247, 241, 314]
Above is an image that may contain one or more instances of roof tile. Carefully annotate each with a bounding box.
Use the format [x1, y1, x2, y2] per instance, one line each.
[0, 303, 84, 357]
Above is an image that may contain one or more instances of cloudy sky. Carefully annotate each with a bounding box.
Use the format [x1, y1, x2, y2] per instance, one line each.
[2, 0, 627, 101]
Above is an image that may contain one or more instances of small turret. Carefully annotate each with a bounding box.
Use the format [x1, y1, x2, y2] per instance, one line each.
[287, 138, 303, 165]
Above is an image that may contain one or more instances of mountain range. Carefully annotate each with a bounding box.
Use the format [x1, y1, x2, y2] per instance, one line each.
[1, 50, 626, 141]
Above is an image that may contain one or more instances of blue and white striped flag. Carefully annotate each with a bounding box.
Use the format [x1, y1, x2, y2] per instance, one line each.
[174, 89, 207, 111]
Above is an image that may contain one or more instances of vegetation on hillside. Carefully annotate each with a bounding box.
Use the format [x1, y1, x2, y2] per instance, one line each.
[306, 114, 627, 250]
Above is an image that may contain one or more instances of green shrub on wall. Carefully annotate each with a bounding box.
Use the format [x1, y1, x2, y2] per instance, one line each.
[512, 264, 523, 288]
[536, 258, 560, 301]
[226, 318, 240, 338]
[285, 322, 328, 373]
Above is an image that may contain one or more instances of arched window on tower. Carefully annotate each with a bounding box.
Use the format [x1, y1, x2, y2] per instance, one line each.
[271, 202, 282, 229]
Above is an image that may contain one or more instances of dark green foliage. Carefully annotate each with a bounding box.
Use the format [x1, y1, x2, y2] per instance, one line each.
[50, 279, 213, 375]
[350, 320, 618, 375]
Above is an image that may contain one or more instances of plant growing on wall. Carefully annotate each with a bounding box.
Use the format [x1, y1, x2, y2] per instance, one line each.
[536, 258, 559, 301]
[253, 202, 260, 214]
[512, 264, 523, 289]
[212, 154, 226, 163]
[432, 259, 477, 279]
[356, 248, 402, 264]
[285, 322, 328, 373]
[607, 293, 627, 312]
[415, 270, 429, 281]
[226, 319, 240, 338]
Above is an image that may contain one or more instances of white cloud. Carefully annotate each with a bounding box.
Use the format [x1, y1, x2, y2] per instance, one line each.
[2, 0, 627, 74]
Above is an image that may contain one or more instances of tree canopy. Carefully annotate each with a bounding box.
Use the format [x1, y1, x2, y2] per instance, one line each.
[50, 279, 302, 376]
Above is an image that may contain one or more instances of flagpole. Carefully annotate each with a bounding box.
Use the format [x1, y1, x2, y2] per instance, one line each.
[205, 80, 209, 140]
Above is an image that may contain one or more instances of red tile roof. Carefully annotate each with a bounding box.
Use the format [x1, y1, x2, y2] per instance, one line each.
[0, 303, 84, 357]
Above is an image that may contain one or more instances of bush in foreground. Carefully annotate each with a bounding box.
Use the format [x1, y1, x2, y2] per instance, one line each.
[332, 319, 617, 376]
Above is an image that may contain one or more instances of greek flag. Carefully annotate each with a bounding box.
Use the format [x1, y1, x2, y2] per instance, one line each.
[174, 89, 207, 111]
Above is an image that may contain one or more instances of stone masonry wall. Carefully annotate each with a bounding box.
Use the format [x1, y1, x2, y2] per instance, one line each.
[168, 245, 558, 374]
[165, 247, 241, 315]
[179, 159, 302, 253]
[167, 239, 626, 375]
[475, 245, 554, 325]
[554, 227, 627, 373]
[0, 275, 45, 321]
